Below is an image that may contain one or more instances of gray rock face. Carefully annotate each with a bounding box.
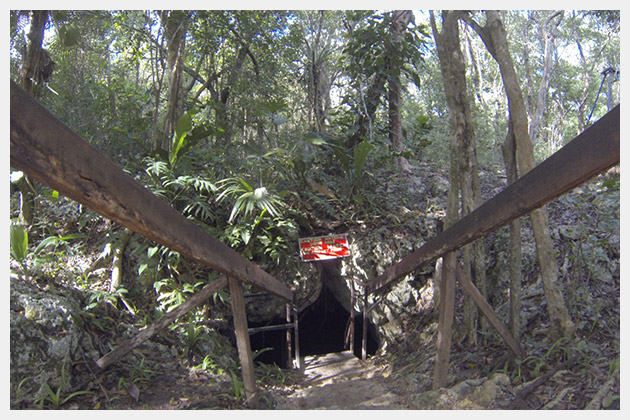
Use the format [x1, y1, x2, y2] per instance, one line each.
[10, 274, 97, 406]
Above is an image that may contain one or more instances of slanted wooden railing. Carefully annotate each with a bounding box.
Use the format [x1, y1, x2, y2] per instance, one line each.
[9, 80, 294, 406]
[360, 104, 620, 388]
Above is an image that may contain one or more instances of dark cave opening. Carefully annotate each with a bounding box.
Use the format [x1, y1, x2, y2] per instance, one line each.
[248, 286, 379, 367]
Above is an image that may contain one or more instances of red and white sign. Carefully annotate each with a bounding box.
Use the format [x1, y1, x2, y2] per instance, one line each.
[299, 234, 351, 262]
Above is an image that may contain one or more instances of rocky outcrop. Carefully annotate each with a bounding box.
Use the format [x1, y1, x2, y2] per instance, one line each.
[10, 273, 238, 408]
[409, 373, 513, 409]
[10, 274, 99, 407]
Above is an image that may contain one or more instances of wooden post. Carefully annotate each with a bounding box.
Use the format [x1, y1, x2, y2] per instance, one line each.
[285, 302, 292, 369]
[228, 277, 258, 407]
[432, 252, 456, 390]
[292, 299, 301, 370]
[349, 279, 356, 353]
[362, 291, 368, 360]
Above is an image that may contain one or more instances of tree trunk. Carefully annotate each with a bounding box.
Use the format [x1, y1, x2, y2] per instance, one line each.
[161, 10, 190, 152]
[501, 117, 523, 341]
[150, 28, 166, 152]
[463, 10, 575, 339]
[431, 10, 487, 345]
[216, 46, 249, 150]
[388, 10, 413, 171]
[529, 11, 563, 146]
[348, 71, 387, 149]
[21, 10, 49, 94]
[303, 11, 333, 132]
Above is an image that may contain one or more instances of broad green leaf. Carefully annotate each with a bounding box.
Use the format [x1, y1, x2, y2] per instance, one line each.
[33, 236, 61, 255]
[354, 140, 373, 177]
[303, 132, 328, 145]
[147, 246, 159, 258]
[10, 221, 28, 263]
[174, 110, 194, 140]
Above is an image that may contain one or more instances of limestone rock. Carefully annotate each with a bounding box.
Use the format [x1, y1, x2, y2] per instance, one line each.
[10, 275, 97, 406]
[409, 373, 512, 409]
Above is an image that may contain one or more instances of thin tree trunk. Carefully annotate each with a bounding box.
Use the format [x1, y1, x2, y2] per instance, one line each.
[216, 46, 249, 150]
[463, 10, 574, 339]
[303, 10, 331, 132]
[529, 11, 563, 146]
[150, 29, 166, 152]
[388, 10, 413, 171]
[501, 117, 523, 341]
[161, 10, 190, 152]
[431, 10, 487, 345]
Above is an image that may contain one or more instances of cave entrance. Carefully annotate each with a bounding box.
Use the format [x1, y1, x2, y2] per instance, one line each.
[248, 285, 379, 367]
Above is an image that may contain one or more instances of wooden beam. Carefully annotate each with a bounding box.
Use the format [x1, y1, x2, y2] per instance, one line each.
[95, 276, 228, 370]
[285, 303, 292, 369]
[368, 105, 619, 295]
[247, 323, 294, 334]
[432, 252, 456, 390]
[9, 81, 292, 301]
[229, 277, 259, 407]
[456, 265, 524, 359]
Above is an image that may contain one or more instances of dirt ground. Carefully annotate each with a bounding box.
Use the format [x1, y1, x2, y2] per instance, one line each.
[272, 351, 405, 409]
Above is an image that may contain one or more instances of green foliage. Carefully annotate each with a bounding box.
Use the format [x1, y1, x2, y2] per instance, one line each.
[33, 364, 92, 409]
[216, 177, 285, 224]
[144, 156, 218, 224]
[221, 369, 246, 402]
[509, 334, 617, 387]
[182, 321, 204, 357]
[169, 108, 218, 169]
[127, 357, 158, 385]
[10, 220, 87, 277]
[33, 232, 87, 257]
[84, 287, 130, 311]
[10, 220, 29, 274]
[193, 355, 226, 375]
[256, 361, 289, 386]
[153, 276, 204, 314]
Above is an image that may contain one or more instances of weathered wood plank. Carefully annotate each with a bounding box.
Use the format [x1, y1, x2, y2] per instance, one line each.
[229, 277, 259, 407]
[432, 252, 456, 390]
[456, 265, 524, 358]
[10, 81, 292, 301]
[95, 276, 228, 370]
[368, 105, 619, 295]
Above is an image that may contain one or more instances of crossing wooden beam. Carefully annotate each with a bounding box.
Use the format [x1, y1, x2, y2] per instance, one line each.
[10, 80, 292, 301]
[368, 104, 620, 296]
[95, 276, 228, 370]
[456, 265, 524, 358]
